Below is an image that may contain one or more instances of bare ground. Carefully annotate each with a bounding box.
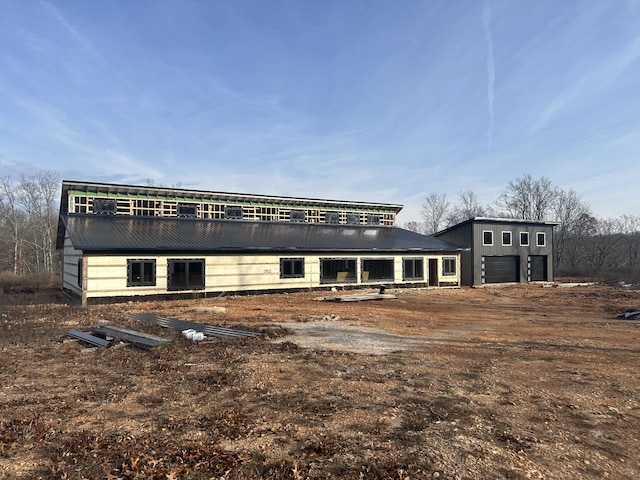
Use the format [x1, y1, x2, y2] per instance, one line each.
[0, 283, 639, 479]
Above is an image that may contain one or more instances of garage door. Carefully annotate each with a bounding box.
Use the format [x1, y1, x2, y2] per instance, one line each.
[528, 255, 547, 281]
[482, 256, 520, 284]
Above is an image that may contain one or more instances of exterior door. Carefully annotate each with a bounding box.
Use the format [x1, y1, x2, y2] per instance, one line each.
[528, 255, 547, 281]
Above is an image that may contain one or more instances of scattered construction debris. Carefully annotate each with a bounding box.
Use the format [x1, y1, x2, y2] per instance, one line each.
[319, 292, 398, 302]
[615, 309, 640, 320]
[93, 324, 170, 349]
[67, 329, 111, 348]
[67, 324, 169, 350]
[126, 313, 260, 339]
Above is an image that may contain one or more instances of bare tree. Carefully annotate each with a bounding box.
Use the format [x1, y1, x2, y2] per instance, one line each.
[445, 190, 487, 227]
[496, 174, 557, 220]
[421, 193, 450, 234]
[403, 221, 423, 233]
[618, 214, 640, 267]
[0, 177, 24, 274]
[552, 189, 592, 268]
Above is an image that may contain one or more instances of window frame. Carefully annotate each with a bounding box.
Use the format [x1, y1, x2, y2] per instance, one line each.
[361, 258, 395, 282]
[325, 211, 340, 224]
[167, 259, 206, 291]
[536, 232, 546, 247]
[346, 213, 360, 225]
[367, 214, 381, 225]
[502, 231, 512, 246]
[519, 231, 529, 246]
[289, 210, 306, 223]
[482, 230, 494, 246]
[280, 258, 305, 279]
[225, 206, 243, 219]
[320, 258, 357, 284]
[177, 203, 198, 217]
[403, 257, 424, 281]
[127, 259, 157, 287]
[442, 257, 457, 276]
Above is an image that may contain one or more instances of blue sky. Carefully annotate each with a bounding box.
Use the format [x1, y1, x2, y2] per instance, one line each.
[1, 0, 639, 224]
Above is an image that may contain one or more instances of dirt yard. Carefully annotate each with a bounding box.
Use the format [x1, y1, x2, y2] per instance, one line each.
[1, 283, 639, 479]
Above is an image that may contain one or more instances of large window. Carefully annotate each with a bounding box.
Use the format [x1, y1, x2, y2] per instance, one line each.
[320, 258, 357, 284]
[362, 258, 394, 282]
[127, 259, 156, 287]
[280, 258, 305, 278]
[442, 257, 456, 276]
[93, 198, 116, 215]
[346, 213, 360, 225]
[168, 259, 205, 290]
[177, 203, 197, 217]
[520, 232, 529, 246]
[403, 258, 424, 281]
[289, 210, 306, 223]
[367, 215, 381, 225]
[483, 231, 493, 246]
[536, 232, 546, 247]
[325, 211, 340, 224]
[225, 206, 243, 219]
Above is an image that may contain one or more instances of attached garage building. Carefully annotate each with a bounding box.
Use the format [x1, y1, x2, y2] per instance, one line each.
[434, 217, 559, 287]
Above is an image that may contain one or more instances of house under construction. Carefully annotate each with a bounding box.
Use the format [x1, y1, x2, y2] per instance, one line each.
[56, 180, 465, 304]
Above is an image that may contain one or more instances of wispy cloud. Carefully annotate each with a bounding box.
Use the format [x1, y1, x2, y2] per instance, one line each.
[38, 0, 107, 65]
[483, 0, 495, 156]
[532, 33, 640, 132]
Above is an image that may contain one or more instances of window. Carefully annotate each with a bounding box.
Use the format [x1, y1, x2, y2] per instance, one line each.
[325, 211, 340, 224]
[520, 232, 529, 246]
[483, 230, 493, 246]
[127, 259, 156, 287]
[290, 210, 306, 223]
[225, 206, 243, 219]
[320, 258, 357, 284]
[93, 198, 116, 215]
[177, 203, 197, 217]
[367, 215, 381, 225]
[403, 258, 424, 281]
[77, 259, 83, 287]
[280, 258, 305, 278]
[502, 231, 512, 246]
[536, 232, 546, 247]
[346, 213, 360, 225]
[168, 259, 205, 290]
[361, 258, 394, 282]
[442, 257, 456, 276]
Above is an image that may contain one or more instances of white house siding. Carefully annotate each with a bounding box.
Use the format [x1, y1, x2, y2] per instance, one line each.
[77, 252, 460, 303]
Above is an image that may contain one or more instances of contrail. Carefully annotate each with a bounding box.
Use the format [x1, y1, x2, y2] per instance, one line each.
[483, 0, 495, 156]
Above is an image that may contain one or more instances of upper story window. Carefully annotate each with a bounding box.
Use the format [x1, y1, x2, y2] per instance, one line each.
[325, 212, 340, 224]
[177, 203, 197, 217]
[367, 214, 381, 225]
[93, 198, 116, 215]
[520, 232, 529, 246]
[225, 206, 243, 219]
[483, 230, 493, 246]
[502, 231, 512, 246]
[536, 232, 546, 247]
[290, 210, 306, 223]
[346, 213, 360, 225]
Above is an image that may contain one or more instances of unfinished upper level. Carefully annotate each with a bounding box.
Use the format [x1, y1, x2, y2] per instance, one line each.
[59, 180, 402, 227]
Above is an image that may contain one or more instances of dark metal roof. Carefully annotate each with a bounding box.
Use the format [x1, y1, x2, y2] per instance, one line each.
[435, 216, 560, 236]
[62, 214, 465, 253]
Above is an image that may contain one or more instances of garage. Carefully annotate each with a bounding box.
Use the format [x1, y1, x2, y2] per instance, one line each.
[528, 255, 548, 281]
[482, 256, 520, 284]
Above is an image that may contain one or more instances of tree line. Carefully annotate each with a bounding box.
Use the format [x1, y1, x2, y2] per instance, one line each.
[0, 171, 637, 285]
[0, 171, 60, 282]
[407, 174, 640, 282]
